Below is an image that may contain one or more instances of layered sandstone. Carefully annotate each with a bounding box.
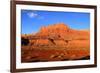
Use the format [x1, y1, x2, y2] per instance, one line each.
[21, 23, 90, 62]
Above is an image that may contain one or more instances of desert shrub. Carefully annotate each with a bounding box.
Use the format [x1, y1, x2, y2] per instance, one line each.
[21, 37, 29, 46]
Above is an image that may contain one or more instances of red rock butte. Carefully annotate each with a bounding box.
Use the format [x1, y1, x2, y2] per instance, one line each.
[36, 23, 90, 40]
[40, 23, 70, 31]
[21, 23, 90, 62]
[38, 23, 70, 34]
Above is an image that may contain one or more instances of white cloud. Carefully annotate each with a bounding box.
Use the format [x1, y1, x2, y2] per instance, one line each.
[27, 12, 45, 20]
[27, 12, 38, 18]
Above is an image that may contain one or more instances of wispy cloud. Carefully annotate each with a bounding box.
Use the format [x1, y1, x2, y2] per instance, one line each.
[27, 12, 45, 20]
[27, 12, 38, 18]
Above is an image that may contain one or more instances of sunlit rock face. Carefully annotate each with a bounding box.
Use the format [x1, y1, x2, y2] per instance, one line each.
[21, 23, 90, 62]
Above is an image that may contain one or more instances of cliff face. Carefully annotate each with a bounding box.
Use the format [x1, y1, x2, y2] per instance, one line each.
[36, 23, 89, 38]
[21, 23, 90, 62]
[34, 23, 90, 43]
[39, 23, 70, 33]
[36, 23, 70, 37]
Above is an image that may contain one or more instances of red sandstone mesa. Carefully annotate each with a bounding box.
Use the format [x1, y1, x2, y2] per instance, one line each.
[21, 23, 90, 62]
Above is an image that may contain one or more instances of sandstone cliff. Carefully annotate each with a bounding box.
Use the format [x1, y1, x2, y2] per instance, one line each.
[21, 23, 90, 62]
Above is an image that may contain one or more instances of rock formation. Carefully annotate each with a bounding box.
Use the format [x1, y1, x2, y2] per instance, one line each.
[21, 23, 90, 62]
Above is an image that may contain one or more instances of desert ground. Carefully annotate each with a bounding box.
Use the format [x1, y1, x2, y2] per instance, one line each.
[21, 23, 90, 62]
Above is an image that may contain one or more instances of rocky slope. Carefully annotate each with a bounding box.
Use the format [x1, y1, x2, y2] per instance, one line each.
[21, 23, 90, 62]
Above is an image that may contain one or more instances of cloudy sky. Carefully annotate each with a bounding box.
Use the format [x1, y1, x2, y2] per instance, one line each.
[21, 10, 90, 34]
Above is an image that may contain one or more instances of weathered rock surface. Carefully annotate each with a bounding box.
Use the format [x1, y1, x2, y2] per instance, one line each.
[21, 23, 90, 62]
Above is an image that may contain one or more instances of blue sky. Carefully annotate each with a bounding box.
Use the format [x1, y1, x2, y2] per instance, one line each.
[21, 10, 90, 34]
